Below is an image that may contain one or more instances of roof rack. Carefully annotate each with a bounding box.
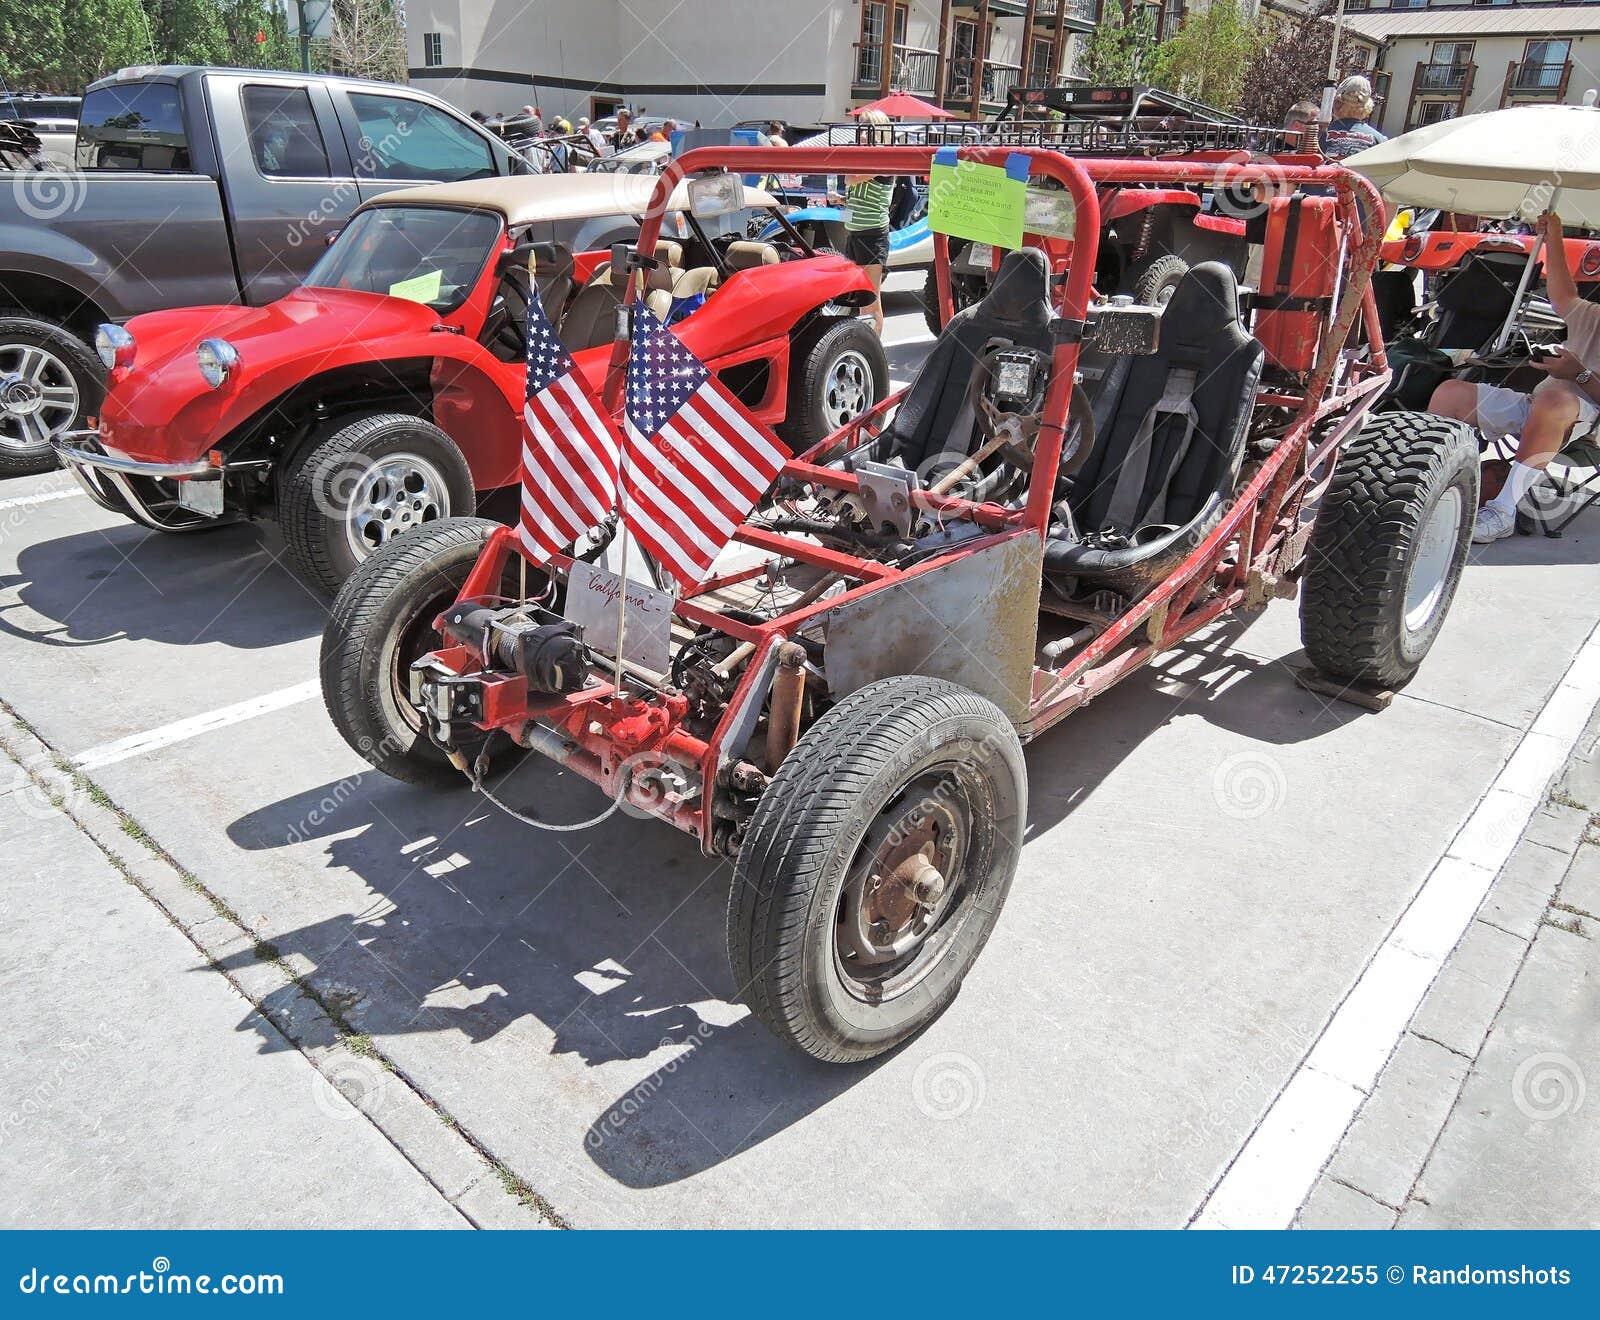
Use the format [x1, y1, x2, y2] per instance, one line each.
[819, 118, 1312, 158]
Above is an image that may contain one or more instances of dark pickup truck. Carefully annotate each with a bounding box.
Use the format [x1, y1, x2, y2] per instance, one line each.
[0, 65, 530, 475]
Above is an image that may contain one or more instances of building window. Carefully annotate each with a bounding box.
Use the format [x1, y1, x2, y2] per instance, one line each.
[1516, 38, 1570, 92]
[423, 33, 444, 68]
[1415, 102, 1456, 128]
[856, 1, 887, 88]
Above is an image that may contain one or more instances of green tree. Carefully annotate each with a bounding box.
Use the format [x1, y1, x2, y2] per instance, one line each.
[145, 0, 230, 64]
[0, 1, 67, 90]
[58, 0, 155, 89]
[1078, 2, 1161, 86]
[1148, 0, 1264, 113]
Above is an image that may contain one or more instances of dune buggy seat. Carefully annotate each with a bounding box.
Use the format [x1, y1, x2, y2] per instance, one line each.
[874, 248, 1056, 475]
[1045, 261, 1264, 591]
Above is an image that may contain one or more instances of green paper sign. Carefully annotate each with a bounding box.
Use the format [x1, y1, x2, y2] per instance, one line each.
[388, 269, 443, 304]
[929, 153, 1027, 250]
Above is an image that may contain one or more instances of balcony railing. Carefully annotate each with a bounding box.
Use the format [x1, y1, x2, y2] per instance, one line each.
[1509, 59, 1571, 94]
[944, 55, 976, 105]
[890, 44, 940, 96]
[982, 60, 1023, 106]
[1413, 61, 1472, 93]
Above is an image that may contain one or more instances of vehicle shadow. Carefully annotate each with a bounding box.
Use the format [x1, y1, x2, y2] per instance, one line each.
[218, 608, 1364, 1190]
[0, 519, 328, 649]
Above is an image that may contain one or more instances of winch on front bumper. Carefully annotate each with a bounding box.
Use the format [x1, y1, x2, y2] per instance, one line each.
[52, 429, 226, 530]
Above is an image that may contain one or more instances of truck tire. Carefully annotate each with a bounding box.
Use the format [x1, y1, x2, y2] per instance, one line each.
[1124, 254, 1189, 307]
[321, 516, 511, 788]
[780, 317, 888, 450]
[0, 316, 101, 478]
[1300, 410, 1478, 690]
[728, 675, 1025, 1063]
[282, 412, 475, 595]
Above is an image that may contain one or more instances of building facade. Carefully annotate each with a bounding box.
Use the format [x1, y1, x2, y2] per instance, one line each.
[1339, 1, 1600, 137]
[404, 0, 1159, 126]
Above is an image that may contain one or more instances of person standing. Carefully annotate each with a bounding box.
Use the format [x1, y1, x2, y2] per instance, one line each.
[1321, 75, 1386, 160]
[839, 107, 893, 335]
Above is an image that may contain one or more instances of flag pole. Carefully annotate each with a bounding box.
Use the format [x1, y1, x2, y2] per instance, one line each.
[611, 301, 632, 698]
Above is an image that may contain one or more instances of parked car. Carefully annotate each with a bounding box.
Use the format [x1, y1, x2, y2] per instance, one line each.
[0, 65, 531, 476]
[54, 174, 887, 592]
[0, 92, 77, 166]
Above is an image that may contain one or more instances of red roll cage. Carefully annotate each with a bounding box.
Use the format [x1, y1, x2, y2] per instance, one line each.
[438, 144, 1392, 853]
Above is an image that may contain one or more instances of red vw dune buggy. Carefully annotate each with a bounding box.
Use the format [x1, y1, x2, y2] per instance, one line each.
[53, 174, 886, 593]
[322, 141, 1477, 1062]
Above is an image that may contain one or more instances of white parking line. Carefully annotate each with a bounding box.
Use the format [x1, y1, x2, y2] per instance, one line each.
[72, 681, 322, 773]
[0, 488, 86, 512]
[1191, 619, 1600, 1229]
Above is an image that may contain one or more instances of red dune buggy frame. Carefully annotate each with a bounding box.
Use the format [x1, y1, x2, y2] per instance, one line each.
[323, 143, 1479, 1062]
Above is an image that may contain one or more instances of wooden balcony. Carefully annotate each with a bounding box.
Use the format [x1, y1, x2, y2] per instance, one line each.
[1505, 58, 1572, 100]
[1412, 60, 1473, 95]
[1034, 0, 1099, 31]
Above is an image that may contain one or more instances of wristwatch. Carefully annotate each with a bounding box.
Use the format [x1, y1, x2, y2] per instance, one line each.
[1578, 368, 1595, 385]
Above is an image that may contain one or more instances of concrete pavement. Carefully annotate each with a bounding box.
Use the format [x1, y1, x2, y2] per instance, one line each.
[1299, 705, 1600, 1229]
[2, 279, 1599, 1227]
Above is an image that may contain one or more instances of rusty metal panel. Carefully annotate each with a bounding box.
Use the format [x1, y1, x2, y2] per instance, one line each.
[822, 534, 1041, 726]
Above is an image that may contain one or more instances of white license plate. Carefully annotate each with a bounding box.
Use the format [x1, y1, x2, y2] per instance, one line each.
[968, 242, 994, 269]
[177, 478, 224, 517]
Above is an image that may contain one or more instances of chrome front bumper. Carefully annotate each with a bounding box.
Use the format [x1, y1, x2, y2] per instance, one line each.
[52, 429, 224, 529]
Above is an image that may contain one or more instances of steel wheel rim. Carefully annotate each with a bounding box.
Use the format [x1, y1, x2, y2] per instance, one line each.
[344, 452, 451, 561]
[833, 765, 983, 1003]
[822, 349, 873, 431]
[1404, 485, 1463, 635]
[0, 342, 78, 452]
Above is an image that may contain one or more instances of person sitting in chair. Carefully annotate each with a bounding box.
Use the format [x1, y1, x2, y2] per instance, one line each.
[1428, 212, 1600, 543]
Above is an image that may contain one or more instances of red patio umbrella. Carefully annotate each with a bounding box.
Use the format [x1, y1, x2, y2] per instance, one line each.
[849, 92, 957, 120]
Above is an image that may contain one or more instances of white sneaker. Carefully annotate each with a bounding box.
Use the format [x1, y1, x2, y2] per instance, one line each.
[1472, 503, 1516, 544]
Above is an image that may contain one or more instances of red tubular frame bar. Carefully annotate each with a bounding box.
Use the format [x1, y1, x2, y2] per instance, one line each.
[438, 145, 1390, 850]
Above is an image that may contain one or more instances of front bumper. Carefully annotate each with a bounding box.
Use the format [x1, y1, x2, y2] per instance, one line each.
[52, 429, 224, 528]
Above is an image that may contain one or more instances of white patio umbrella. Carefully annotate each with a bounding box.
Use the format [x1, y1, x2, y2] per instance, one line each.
[1346, 100, 1600, 349]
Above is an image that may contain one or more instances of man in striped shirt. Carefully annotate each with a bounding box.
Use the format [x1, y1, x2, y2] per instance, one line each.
[838, 107, 894, 334]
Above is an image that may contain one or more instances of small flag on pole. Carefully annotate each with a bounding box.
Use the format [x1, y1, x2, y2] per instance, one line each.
[517, 283, 625, 564]
[621, 307, 789, 589]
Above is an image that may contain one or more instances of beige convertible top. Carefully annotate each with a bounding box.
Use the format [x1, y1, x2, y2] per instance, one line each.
[366, 172, 778, 226]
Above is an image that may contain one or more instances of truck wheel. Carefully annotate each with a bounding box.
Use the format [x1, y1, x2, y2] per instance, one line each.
[1300, 410, 1478, 690]
[1124, 254, 1189, 307]
[0, 317, 101, 478]
[322, 516, 513, 788]
[282, 412, 475, 595]
[781, 318, 888, 449]
[727, 675, 1025, 1063]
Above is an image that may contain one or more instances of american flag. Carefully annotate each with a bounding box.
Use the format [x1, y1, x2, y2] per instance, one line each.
[622, 307, 789, 589]
[517, 283, 624, 563]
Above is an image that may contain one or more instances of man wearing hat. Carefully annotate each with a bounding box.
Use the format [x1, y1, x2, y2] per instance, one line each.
[1321, 76, 1386, 160]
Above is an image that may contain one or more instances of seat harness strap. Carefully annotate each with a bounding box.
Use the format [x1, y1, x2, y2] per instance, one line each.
[1102, 366, 1200, 535]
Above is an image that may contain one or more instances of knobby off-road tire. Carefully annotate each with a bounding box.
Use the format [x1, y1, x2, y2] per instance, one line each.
[282, 412, 475, 595]
[780, 317, 889, 450]
[1124, 253, 1189, 307]
[1300, 410, 1478, 690]
[321, 516, 504, 788]
[728, 675, 1026, 1063]
[0, 316, 102, 477]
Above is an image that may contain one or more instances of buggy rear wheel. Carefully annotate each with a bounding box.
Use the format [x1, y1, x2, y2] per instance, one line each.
[727, 676, 1025, 1063]
[1300, 410, 1478, 690]
[321, 516, 513, 788]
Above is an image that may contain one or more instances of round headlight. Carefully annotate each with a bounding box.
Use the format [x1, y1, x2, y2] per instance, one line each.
[196, 338, 239, 389]
[95, 323, 136, 372]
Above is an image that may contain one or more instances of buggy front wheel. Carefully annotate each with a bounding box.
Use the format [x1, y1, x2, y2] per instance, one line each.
[727, 676, 1025, 1063]
[1300, 410, 1478, 689]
